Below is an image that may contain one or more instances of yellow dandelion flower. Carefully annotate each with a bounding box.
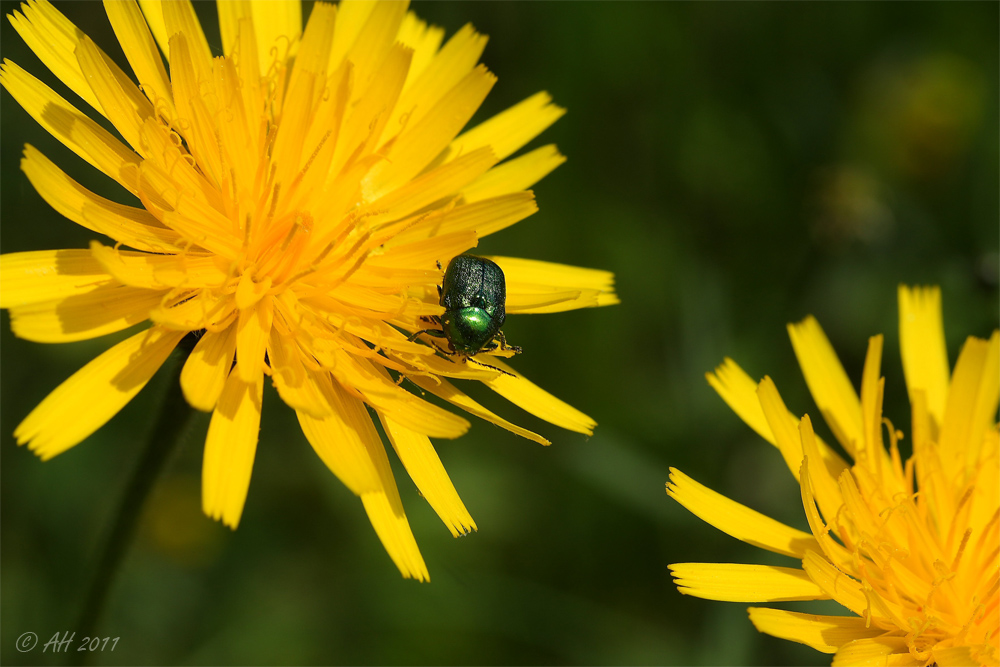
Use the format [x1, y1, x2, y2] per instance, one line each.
[1, 0, 617, 581]
[668, 286, 998, 665]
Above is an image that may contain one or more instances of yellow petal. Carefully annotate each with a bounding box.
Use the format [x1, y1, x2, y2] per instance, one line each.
[380, 415, 476, 537]
[247, 0, 301, 74]
[218, 0, 302, 76]
[395, 192, 538, 243]
[8, 0, 102, 112]
[216, 0, 250, 59]
[167, 33, 223, 185]
[364, 147, 497, 226]
[832, 637, 918, 667]
[232, 16, 264, 141]
[180, 326, 237, 412]
[857, 335, 885, 471]
[0, 61, 140, 193]
[160, 206, 241, 261]
[0, 249, 109, 309]
[390, 22, 487, 133]
[364, 64, 495, 200]
[933, 646, 980, 667]
[267, 330, 329, 418]
[296, 372, 380, 496]
[406, 374, 550, 446]
[666, 468, 821, 558]
[90, 242, 227, 290]
[148, 289, 235, 333]
[788, 315, 863, 456]
[482, 358, 595, 435]
[909, 390, 956, 527]
[75, 34, 154, 155]
[505, 289, 613, 314]
[273, 5, 341, 185]
[707, 358, 775, 443]
[462, 144, 567, 203]
[360, 482, 430, 582]
[236, 298, 273, 382]
[327, 373, 430, 580]
[161, 0, 213, 80]
[898, 285, 950, 434]
[366, 231, 477, 272]
[801, 550, 868, 617]
[396, 11, 444, 86]
[202, 365, 263, 529]
[137, 0, 169, 59]
[20, 145, 180, 252]
[747, 608, 886, 654]
[799, 416, 846, 530]
[756, 376, 808, 481]
[334, 352, 470, 439]
[136, 116, 227, 218]
[443, 91, 565, 164]
[493, 252, 618, 313]
[490, 255, 616, 300]
[104, 0, 176, 122]
[12, 0, 152, 126]
[293, 64, 349, 198]
[940, 333, 1000, 480]
[669, 563, 828, 602]
[858, 334, 895, 476]
[333, 0, 407, 95]
[234, 273, 272, 310]
[9, 283, 163, 343]
[798, 458, 855, 568]
[327, 0, 374, 72]
[709, 359, 849, 480]
[14, 326, 185, 459]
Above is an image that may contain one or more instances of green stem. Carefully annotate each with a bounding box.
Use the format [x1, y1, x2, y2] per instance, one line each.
[74, 351, 196, 662]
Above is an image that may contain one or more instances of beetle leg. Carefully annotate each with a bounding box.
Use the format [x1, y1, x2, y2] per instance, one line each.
[480, 332, 521, 358]
[431, 340, 455, 356]
[495, 330, 522, 355]
[465, 355, 516, 377]
[407, 328, 446, 342]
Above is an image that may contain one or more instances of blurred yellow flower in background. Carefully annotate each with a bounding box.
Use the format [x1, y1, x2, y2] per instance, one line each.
[0, 0, 616, 580]
[668, 286, 998, 665]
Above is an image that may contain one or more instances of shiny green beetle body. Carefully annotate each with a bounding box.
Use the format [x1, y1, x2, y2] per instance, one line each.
[439, 254, 508, 355]
[409, 254, 520, 365]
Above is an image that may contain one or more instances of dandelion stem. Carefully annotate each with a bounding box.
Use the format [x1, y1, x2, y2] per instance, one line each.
[74, 348, 196, 662]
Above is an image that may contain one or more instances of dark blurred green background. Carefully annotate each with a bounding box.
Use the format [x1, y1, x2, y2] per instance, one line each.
[2, 2, 997, 665]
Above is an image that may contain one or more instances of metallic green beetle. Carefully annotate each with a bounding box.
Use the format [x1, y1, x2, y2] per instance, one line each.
[409, 254, 521, 367]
